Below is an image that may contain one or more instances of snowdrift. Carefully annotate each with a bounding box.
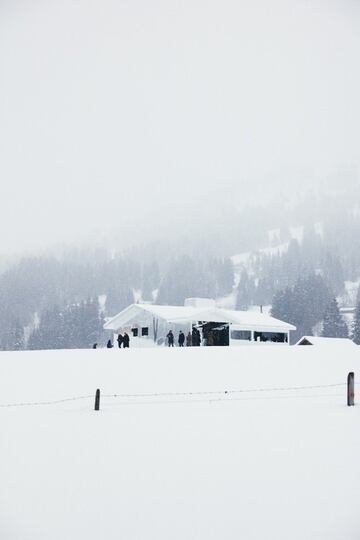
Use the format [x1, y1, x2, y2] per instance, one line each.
[1, 345, 360, 540]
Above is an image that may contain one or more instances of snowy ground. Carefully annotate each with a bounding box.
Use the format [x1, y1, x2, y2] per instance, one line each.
[1, 345, 360, 540]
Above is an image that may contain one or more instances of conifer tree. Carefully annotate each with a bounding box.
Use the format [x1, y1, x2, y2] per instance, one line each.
[271, 287, 293, 325]
[157, 256, 197, 305]
[322, 253, 345, 295]
[236, 270, 254, 310]
[253, 277, 274, 306]
[27, 298, 104, 350]
[352, 289, 360, 344]
[321, 297, 348, 338]
[82, 298, 103, 348]
[27, 328, 42, 350]
[66, 303, 82, 348]
[5, 318, 25, 350]
[141, 262, 160, 301]
[271, 273, 333, 343]
[216, 258, 234, 296]
[105, 284, 134, 315]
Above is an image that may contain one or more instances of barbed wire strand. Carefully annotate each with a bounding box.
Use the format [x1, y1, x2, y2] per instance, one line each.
[102, 382, 346, 400]
[0, 382, 347, 409]
[106, 392, 345, 407]
[0, 394, 93, 409]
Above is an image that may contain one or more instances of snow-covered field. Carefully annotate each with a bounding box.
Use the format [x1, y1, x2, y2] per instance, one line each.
[1, 345, 360, 540]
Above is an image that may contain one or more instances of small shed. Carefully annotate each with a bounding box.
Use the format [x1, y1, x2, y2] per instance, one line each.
[296, 336, 357, 347]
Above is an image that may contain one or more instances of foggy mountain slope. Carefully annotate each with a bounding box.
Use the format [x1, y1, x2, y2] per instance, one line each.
[96, 177, 360, 266]
[0, 182, 359, 350]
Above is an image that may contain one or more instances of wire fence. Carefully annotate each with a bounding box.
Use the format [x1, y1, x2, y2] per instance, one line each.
[0, 394, 94, 408]
[0, 382, 349, 409]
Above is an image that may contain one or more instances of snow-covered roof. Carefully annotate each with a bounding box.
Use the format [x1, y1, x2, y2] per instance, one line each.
[296, 336, 357, 347]
[104, 303, 296, 332]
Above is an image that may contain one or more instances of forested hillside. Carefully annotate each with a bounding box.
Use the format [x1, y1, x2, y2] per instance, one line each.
[1, 182, 360, 350]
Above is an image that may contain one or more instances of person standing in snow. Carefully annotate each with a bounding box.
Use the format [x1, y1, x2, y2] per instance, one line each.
[186, 332, 192, 347]
[117, 333, 123, 348]
[178, 331, 185, 347]
[167, 330, 174, 347]
[192, 327, 197, 346]
[106, 339, 113, 348]
[123, 332, 130, 348]
[192, 327, 201, 346]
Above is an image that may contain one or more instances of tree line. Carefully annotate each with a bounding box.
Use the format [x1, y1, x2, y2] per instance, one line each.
[0, 252, 235, 350]
[270, 273, 349, 344]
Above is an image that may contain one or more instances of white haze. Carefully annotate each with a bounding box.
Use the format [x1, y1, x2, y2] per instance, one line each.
[0, 0, 359, 256]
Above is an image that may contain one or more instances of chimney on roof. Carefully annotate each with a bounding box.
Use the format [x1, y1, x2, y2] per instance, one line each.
[184, 298, 216, 308]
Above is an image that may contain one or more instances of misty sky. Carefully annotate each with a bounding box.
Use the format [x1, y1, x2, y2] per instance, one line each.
[1, 0, 360, 256]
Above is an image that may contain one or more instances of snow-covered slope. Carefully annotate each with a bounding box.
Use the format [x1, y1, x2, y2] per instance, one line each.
[1, 346, 360, 540]
[231, 223, 309, 279]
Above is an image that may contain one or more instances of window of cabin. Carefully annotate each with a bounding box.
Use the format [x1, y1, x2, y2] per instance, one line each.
[231, 330, 251, 341]
[132, 328, 138, 337]
[142, 327, 149, 336]
[254, 332, 286, 343]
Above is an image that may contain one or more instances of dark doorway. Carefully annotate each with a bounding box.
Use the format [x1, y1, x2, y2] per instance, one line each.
[199, 322, 229, 346]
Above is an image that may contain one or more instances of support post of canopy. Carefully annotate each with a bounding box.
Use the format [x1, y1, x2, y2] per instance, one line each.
[152, 317, 159, 343]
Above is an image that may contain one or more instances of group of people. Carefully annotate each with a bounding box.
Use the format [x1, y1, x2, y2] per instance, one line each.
[105, 332, 130, 349]
[101, 327, 203, 349]
[166, 327, 202, 347]
[117, 332, 130, 348]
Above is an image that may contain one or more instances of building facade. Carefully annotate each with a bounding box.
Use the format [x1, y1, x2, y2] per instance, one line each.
[104, 298, 296, 347]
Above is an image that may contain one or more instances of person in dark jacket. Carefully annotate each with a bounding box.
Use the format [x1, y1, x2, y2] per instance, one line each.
[123, 332, 130, 348]
[192, 327, 201, 346]
[92, 343, 97, 349]
[186, 332, 192, 347]
[192, 327, 197, 346]
[167, 330, 174, 347]
[207, 331, 214, 346]
[107, 339, 113, 348]
[178, 331, 185, 347]
[117, 333, 123, 348]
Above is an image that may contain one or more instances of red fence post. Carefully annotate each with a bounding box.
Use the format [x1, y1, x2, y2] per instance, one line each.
[347, 373, 355, 407]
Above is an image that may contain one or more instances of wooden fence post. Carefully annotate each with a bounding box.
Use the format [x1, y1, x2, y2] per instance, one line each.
[347, 372, 355, 407]
[94, 389, 100, 411]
